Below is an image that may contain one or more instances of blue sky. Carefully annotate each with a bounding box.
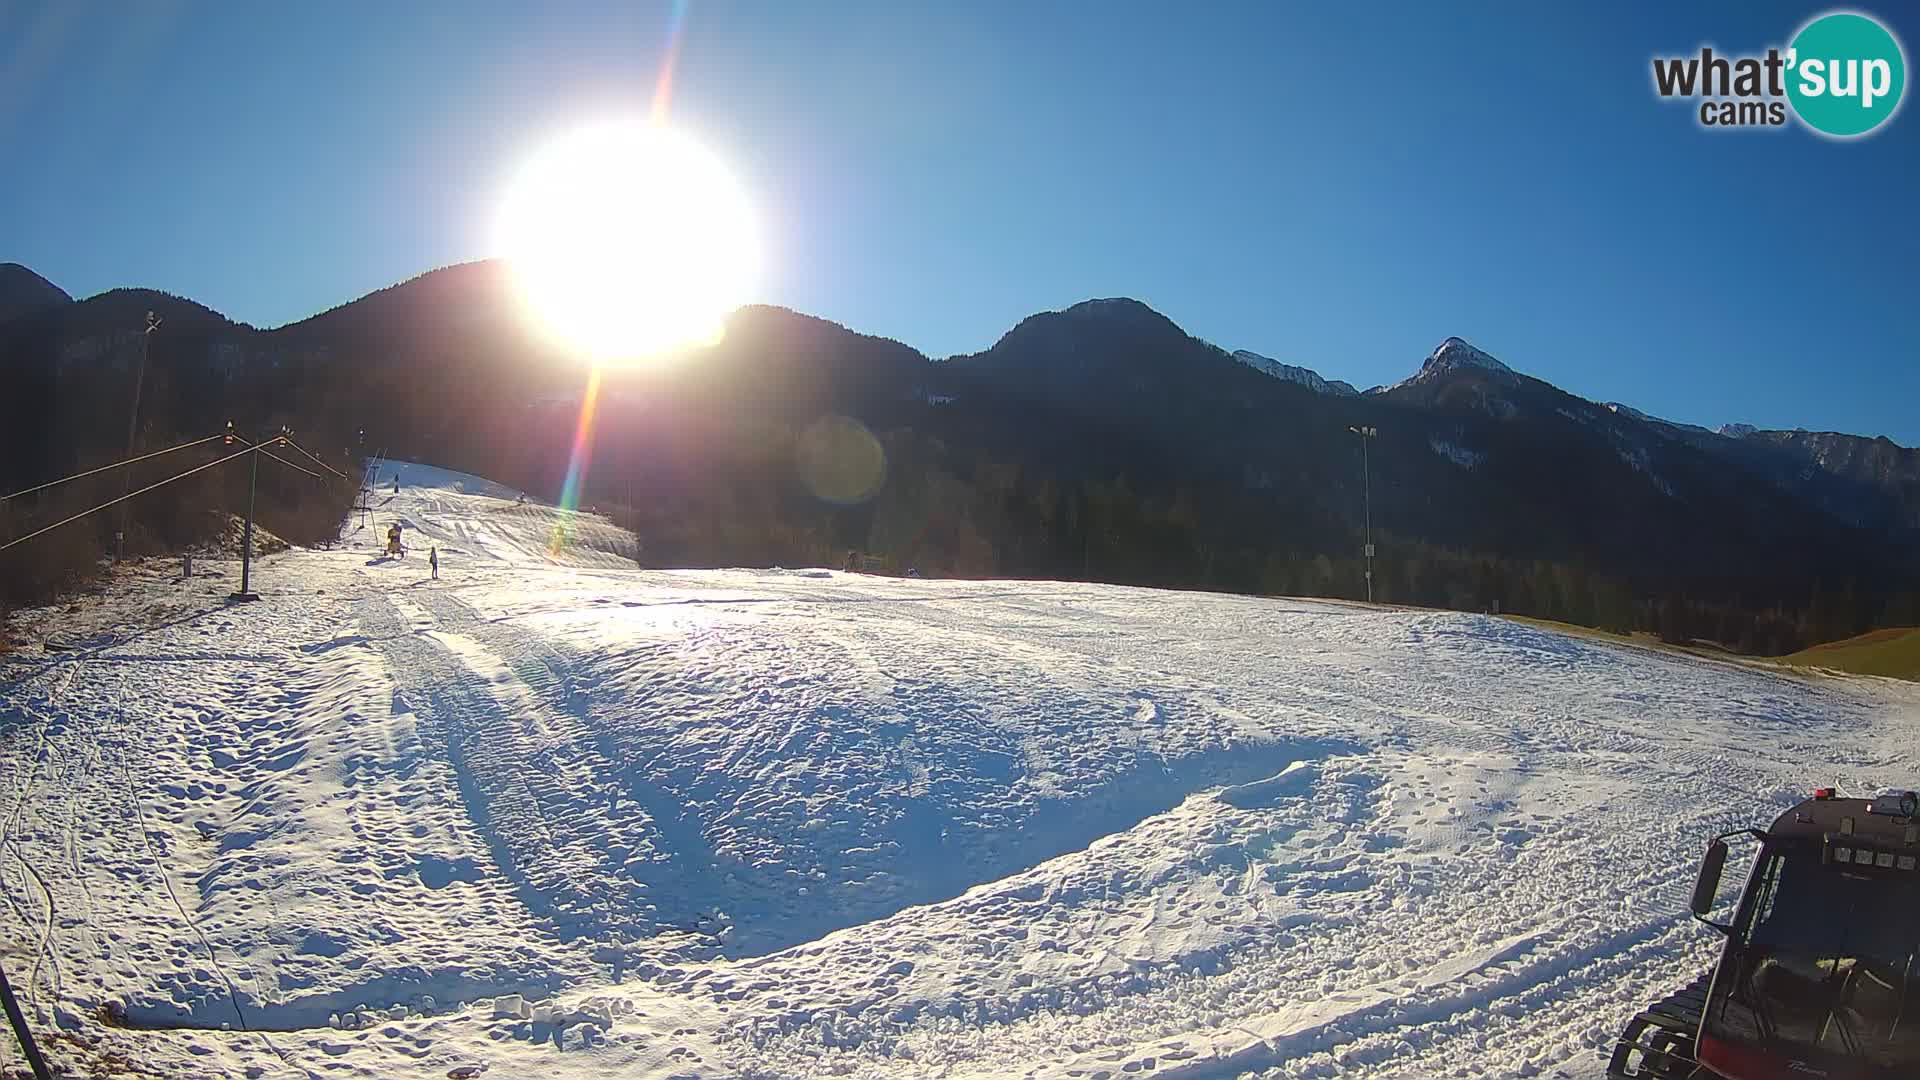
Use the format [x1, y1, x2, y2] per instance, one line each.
[3, 2, 1915, 441]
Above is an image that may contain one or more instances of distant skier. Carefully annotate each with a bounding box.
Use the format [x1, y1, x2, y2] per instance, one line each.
[394, 476, 401, 494]
[387, 523, 404, 558]
[429, 546, 439, 579]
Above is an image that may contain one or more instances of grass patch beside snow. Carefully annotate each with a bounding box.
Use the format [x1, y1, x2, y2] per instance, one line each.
[1785, 627, 1920, 682]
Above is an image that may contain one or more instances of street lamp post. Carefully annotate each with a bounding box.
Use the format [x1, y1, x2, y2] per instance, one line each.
[1349, 425, 1377, 603]
[115, 310, 162, 563]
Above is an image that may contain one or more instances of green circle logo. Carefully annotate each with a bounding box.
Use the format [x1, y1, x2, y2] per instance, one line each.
[1787, 12, 1907, 137]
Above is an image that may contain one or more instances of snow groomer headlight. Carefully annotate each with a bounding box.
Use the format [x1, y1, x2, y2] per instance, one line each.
[1866, 790, 1920, 818]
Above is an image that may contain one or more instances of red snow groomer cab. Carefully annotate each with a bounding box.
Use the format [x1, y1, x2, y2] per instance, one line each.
[1609, 788, 1920, 1079]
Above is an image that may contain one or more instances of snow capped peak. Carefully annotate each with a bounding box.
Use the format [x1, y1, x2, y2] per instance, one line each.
[1720, 422, 1758, 439]
[1422, 336, 1514, 378]
[1385, 336, 1520, 395]
[1605, 402, 1651, 422]
[1230, 349, 1359, 397]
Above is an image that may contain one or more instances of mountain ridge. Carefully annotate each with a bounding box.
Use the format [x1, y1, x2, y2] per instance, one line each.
[0, 262, 73, 325]
[10, 257, 1906, 451]
[4, 258, 1916, 648]
[1229, 350, 1359, 397]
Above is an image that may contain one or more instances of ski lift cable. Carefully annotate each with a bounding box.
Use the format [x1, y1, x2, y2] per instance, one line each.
[274, 436, 351, 479]
[0, 444, 257, 553]
[0, 433, 226, 504]
[252, 446, 324, 481]
[227, 433, 325, 480]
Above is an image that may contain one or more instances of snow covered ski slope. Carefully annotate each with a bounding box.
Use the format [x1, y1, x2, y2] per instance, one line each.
[1, 461, 1915, 1079]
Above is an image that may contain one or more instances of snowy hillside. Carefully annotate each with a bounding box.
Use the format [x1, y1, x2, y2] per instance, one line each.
[2, 462, 1916, 1079]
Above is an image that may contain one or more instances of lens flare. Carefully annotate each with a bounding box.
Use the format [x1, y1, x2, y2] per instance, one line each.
[797, 415, 887, 505]
[549, 367, 605, 557]
[651, 0, 691, 125]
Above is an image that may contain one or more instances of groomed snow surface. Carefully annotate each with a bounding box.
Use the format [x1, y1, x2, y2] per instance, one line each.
[2, 462, 1916, 1079]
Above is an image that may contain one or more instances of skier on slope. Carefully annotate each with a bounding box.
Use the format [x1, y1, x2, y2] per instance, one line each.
[430, 545, 439, 579]
[387, 523, 404, 558]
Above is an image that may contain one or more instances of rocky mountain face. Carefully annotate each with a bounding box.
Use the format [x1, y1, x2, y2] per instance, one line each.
[1593, 400, 1920, 533]
[1711, 428, 1920, 532]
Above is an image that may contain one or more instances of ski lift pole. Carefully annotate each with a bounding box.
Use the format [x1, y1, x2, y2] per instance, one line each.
[240, 447, 258, 596]
[0, 960, 53, 1080]
[231, 422, 261, 601]
[1349, 425, 1377, 603]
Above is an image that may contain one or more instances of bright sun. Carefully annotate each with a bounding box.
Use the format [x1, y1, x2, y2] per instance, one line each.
[497, 119, 759, 364]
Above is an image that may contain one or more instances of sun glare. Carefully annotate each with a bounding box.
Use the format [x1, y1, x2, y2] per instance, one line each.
[497, 119, 759, 364]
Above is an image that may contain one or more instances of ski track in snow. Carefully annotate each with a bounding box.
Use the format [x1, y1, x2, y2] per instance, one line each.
[0, 459, 1914, 1079]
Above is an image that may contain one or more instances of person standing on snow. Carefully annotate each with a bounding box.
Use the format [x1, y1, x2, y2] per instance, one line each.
[430, 546, 439, 580]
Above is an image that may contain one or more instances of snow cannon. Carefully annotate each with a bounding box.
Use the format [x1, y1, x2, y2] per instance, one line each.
[1608, 788, 1920, 1078]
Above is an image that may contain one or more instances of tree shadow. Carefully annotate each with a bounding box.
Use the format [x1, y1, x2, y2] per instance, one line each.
[4, 603, 236, 676]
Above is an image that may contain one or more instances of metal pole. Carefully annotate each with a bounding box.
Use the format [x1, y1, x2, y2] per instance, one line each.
[1362, 433, 1372, 603]
[1350, 425, 1376, 603]
[0, 960, 53, 1080]
[115, 312, 161, 563]
[239, 446, 258, 598]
